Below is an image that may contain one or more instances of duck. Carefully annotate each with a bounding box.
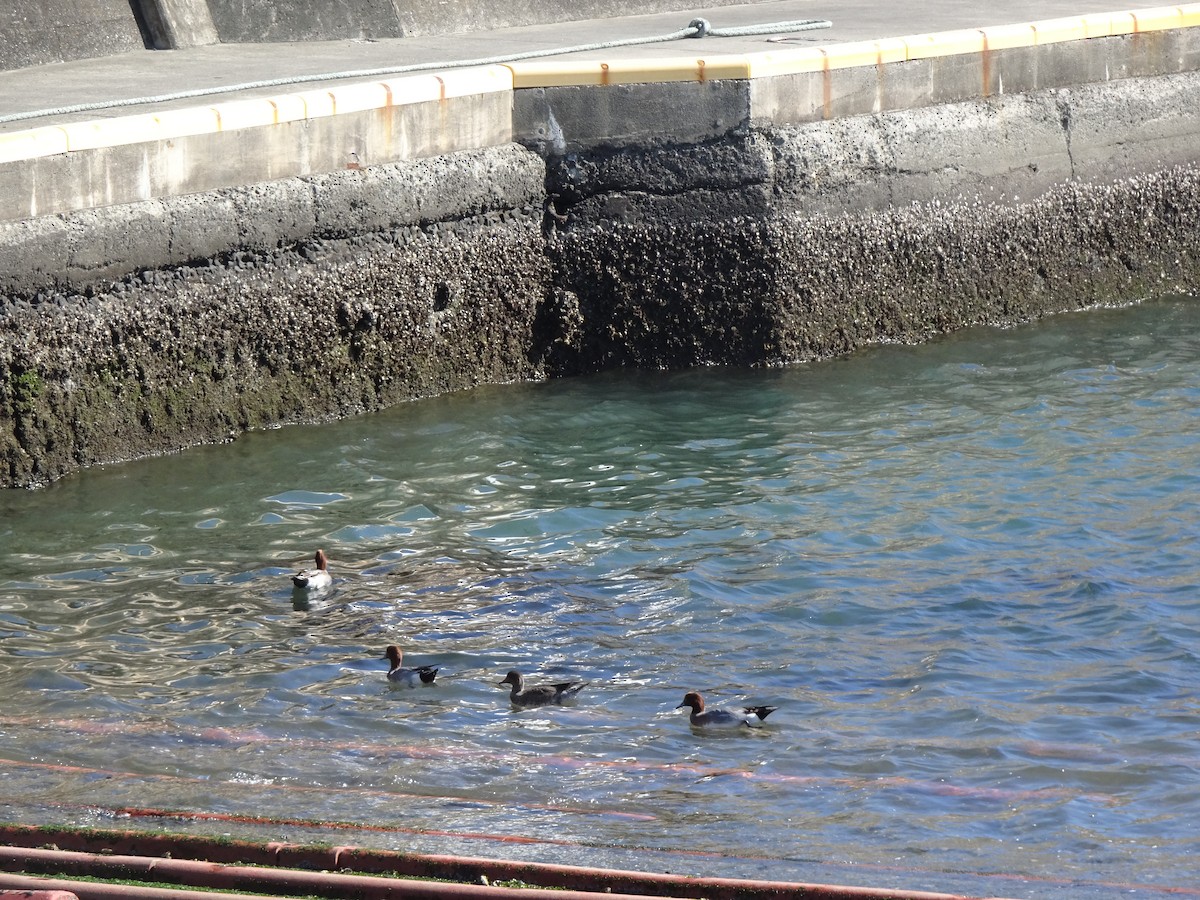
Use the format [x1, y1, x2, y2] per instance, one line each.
[498, 669, 587, 707]
[676, 691, 778, 729]
[291, 549, 332, 591]
[384, 645, 439, 687]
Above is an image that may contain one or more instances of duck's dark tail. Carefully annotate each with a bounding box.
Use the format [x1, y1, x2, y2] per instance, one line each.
[750, 705, 779, 722]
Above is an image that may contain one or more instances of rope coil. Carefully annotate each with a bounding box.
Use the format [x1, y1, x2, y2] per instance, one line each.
[0, 17, 832, 126]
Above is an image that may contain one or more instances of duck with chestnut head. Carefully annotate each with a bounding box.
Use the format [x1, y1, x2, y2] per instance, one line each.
[384, 645, 439, 687]
[676, 691, 777, 729]
[291, 549, 332, 591]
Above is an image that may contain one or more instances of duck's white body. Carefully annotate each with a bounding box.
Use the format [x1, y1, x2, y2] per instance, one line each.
[498, 670, 587, 707]
[384, 645, 439, 687]
[292, 549, 332, 591]
[676, 691, 777, 729]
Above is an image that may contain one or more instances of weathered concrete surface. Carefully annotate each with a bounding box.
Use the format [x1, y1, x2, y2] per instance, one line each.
[517, 81, 755, 158]
[0, 144, 544, 299]
[137, 0, 220, 49]
[0, 83, 518, 230]
[0, 221, 552, 489]
[749, 29, 1200, 127]
[0, 215, 553, 487]
[0, 0, 145, 70]
[550, 168, 1200, 372]
[3, 73, 1200, 487]
[0, 0, 774, 70]
[764, 69, 1200, 213]
[513, 29, 1200, 159]
[204, 0, 765, 42]
[540, 73, 1200, 374]
[534, 69, 1200, 226]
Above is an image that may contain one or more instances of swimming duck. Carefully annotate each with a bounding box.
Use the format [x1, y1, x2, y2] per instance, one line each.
[291, 549, 332, 591]
[384, 645, 439, 687]
[498, 669, 587, 707]
[676, 691, 778, 729]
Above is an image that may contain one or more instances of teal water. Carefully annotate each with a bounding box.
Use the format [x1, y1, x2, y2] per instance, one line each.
[1, 296, 1199, 897]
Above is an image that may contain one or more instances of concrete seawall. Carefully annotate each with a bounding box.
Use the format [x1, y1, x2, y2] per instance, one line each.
[2, 4, 1200, 487]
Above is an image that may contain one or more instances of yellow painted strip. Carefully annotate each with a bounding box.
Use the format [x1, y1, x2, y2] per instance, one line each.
[507, 61, 615, 87]
[822, 38, 909, 70]
[152, 107, 227, 137]
[376, 75, 444, 105]
[263, 93, 310, 124]
[743, 47, 826, 79]
[1079, 12, 1116, 37]
[742, 3, 1200, 78]
[325, 81, 393, 115]
[60, 109, 221, 151]
[196, 68, 510, 122]
[1129, 5, 1185, 29]
[1106, 11, 1140, 34]
[292, 88, 337, 119]
[507, 57, 751, 88]
[978, 23, 1036, 51]
[745, 39, 906, 79]
[0, 66, 517, 162]
[435, 65, 515, 98]
[196, 69, 510, 133]
[206, 98, 296, 131]
[904, 28, 987, 60]
[58, 116, 149, 152]
[1181, 3, 1200, 26]
[1030, 16, 1089, 44]
[0, 126, 69, 163]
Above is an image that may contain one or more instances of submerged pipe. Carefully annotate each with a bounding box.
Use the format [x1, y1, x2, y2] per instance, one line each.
[0, 873, 278, 900]
[0, 828, 1009, 900]
[0, 847, 685, 900]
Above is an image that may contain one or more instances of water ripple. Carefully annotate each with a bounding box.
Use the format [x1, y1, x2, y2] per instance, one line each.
[1, 298, 1199, 895]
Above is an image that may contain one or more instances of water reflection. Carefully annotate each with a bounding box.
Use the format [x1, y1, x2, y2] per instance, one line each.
[1, 298, 1199, 897]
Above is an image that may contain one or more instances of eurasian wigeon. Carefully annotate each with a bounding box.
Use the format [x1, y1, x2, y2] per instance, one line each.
[676, 690, 778, 729]
[384, 645, 439, 687]
[498, 670, 587, 707]
[291, 549, 332, 591]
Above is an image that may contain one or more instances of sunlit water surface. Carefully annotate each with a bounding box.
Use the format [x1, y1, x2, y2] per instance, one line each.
[2, 297, 1199, 898]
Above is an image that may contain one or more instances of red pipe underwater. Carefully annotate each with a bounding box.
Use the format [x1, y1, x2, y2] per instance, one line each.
[0, 846, 697, 900]
[0, 826, 1012, 900]
[0, 873, 279, 900]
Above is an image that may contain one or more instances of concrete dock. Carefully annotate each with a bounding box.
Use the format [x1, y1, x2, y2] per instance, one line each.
[3, 1, 1199, 220]
[1, 1, 1199, 487]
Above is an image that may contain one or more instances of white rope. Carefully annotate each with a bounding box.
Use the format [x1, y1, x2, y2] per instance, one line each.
[688, 17, 833, 37]
[0, 17, 832, 126]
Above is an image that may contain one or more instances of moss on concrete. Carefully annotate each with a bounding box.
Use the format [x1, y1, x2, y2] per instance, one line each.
[551, 161, 1200, 373]
[2, 128, 1199, 488]
[0, 213, 552, 487]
